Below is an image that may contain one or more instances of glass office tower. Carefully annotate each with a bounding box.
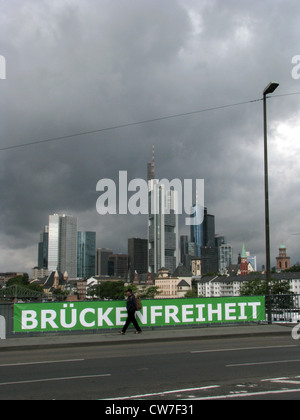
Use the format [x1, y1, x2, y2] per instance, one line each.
[190, 204, 204, 257]
[77, 232, 96, 278]
[48, 214, 78, 278]
[148, 180, 179, 274]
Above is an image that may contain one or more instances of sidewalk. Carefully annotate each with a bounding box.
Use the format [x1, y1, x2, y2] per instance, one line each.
[0, 323, 294, 352]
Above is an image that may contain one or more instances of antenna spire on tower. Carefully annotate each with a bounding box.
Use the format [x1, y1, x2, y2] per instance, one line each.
[152, 145, 155, 179]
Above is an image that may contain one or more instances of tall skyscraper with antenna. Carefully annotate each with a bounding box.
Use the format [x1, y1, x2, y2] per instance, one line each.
[147, 147, 178, 273]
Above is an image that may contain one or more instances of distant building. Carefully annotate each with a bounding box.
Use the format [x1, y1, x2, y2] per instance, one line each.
[154, 266, 192, 299]
[48, 214, 78, 278]
[195, 271, 300, 300]
[32, 267, 48, 280]
[128, 238, 148, 281]
[190, 205, 204, 257]
[108, 254, 129, 278]
[276, 243, 291, 272]
[155, 268, 180, 299]
[219, 243, 233, 274]
[180, 235, 198, 270]
[38, 225, 48, 269]
[77, 232, 96, 278]
[240, 243, 249, 275]
[226, 243, 254, 277]
[148, 177, 178, 274]
[96, 248, 113, 276]
[246, 252, 257, 271]
[43, 270, 67, 294]
[201, 246, 218, 274]
[191, 257, 202, 277]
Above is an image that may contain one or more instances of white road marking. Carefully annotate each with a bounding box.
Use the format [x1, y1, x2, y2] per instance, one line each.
[189, 388, 300, 400]
[226, 359, 300, 367]
[0, 359, 84, 367]
[105, 385, 220, 400]
[262, 376, 300, 385]
[272, 380, 300, 385]
[191, 345, 297, 354]
[0, 373, 111, 386]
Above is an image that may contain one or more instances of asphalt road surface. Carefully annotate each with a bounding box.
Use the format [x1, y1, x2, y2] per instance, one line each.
[1, 334, 300, 400]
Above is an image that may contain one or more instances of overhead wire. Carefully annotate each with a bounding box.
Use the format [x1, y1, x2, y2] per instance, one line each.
[0, 91, 299, 152]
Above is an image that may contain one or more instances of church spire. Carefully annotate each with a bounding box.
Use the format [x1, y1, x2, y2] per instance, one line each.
[241, 242, 247, 259]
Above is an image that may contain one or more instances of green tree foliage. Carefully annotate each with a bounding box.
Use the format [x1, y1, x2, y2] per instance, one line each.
[88, 281, 126, 300]
[137, 286, 161, 299]
[6, 274, 29, 287]
[240, 277, 291, 296]
[6, 273, 43, 294]
[87, 282, 161, 300]
[184, 289, 198, 298]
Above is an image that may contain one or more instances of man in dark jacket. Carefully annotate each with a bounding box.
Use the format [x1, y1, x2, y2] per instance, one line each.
[120, 289, 142, 335]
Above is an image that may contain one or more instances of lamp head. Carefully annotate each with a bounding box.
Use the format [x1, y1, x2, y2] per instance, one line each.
[263, 82, 279, 96]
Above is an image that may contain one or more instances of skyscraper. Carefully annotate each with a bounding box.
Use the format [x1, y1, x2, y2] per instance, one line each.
[128, 238, 148, 281]
[48, 214, 78, 278]
[219, 243, 233, 274]
[77, 231, 96, 278]
[38, 225, 48, 269]
[203, 208, 215, 247]
[190, 206, 216, 257]
[96, 248, 113, 276]
[190, 204, 204, 257]
[148, 166, 179, 274]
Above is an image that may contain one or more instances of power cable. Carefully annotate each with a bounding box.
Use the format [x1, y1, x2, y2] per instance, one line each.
[0, 91, 299, 152]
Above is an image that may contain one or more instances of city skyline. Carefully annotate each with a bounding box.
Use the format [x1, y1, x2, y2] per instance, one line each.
[1, 1, 300, 273]
[6, 157, 300, 275]
[33, 203, 291, 280]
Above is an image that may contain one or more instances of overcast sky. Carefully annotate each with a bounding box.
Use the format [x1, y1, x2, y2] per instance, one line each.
[1, 0, 300, 273]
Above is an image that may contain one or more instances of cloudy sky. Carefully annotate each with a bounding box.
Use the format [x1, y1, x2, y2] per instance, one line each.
[1, 0, 300, 273]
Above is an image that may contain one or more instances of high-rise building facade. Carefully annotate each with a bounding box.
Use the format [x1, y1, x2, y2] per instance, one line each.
[108, 254, 129, 278]
[190, 205, 204, 257]
[77, 231, 96, 278]
[48, 214, 61, 273]
[96, 248, 113, 276]
[38, 225, 48, 269]
[219, 243, 233, 274]
[148, 179, 179, 274]
[47, 214, 78, 278]
[203, 208, 215, 247]
[128, 238, 148, 281]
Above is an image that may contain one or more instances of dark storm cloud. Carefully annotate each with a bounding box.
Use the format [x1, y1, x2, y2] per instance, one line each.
[1, 0, 300, 271]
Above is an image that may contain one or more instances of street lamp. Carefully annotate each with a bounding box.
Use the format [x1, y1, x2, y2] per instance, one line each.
[263, 81, 279, 324]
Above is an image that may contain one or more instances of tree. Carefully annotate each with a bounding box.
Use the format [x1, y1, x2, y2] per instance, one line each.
[283, 264, 300, 273]
[6, 273, 43, 295]
[137, 286, 161, 299]
[89, 281, 126, 300]
[240, 277, 291, 296]
[184, 289, 198, 298]
[52, 288, 69, 301]
[6, 274, 29, 287]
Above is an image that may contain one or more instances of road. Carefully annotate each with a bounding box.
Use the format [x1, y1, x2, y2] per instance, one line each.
[1, 334, 300, 400]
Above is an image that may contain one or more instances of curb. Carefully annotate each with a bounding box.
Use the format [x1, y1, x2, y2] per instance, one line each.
[0, 328, 292, 352]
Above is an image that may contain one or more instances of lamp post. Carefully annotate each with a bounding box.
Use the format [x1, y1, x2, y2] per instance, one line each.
[263, 81, 279, 324]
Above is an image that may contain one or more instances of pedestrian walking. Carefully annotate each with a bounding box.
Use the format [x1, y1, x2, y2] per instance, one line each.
[120, 289, 142, 335]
